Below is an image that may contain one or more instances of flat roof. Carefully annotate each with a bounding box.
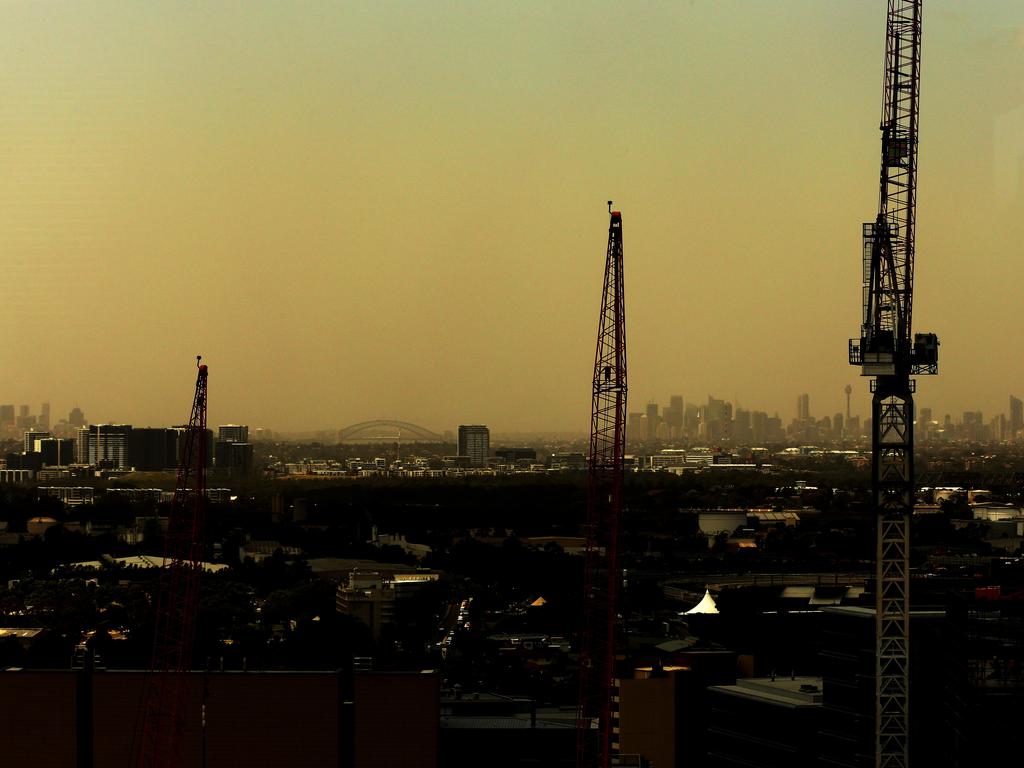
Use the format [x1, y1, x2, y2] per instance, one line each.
[709, 676, 824, 708]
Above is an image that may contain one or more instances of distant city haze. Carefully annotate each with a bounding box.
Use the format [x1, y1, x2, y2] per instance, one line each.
[3, 3, 1023, 432]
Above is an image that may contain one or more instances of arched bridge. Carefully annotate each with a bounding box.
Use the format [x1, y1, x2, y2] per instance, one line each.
[337, 420, 446, 443]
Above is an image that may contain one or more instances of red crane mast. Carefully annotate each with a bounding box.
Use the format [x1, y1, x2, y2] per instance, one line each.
[577, 205, 627, 768]
[135, 357, 209, 768]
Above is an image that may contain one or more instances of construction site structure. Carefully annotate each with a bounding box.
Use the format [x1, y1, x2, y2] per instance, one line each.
[847, 3, 938, 766]
[577, 204, 627, 768]
[134, 357, 209, 768]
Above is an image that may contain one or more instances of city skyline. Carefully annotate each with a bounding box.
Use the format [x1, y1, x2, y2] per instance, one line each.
[2, 3, 1023, 432]
[10, 389, 1024, 443]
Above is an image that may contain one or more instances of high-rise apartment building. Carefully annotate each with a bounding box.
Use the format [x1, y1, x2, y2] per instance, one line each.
[457, 425, 490, 467]
[75, 427, 90, 464]
[83, 424, 132, 468]
[218, 424, 249, 444]
[39, 402, 51, 431]
[23, 430, 51, 454]
[0, 405, 14, 427]
[215, 424, 253, 476]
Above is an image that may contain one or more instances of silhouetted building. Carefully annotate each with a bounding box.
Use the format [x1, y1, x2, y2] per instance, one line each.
[457, 425, 489, 467]
[126, 428, 179, 471]
[1011, 396, 1023, 438]
[943, 589, 1024, 767]
[4, 452, 43, 477]
[215, 440, 254, 476]
[439, 691, 575, 768]
[214, 424, 253, 476]
[218, 424, 249, 444]
[38, 438, 74, 467]
[550, 452, 586, 470]
[617, 652, 737, 768]
[78, 424, 132, 468]
[0, 668, 439, 768]
[706, 677, 823, 768]
[0, 404, 14, 427]
[818, 606, 949, 768]
[494, 448, 537, 463]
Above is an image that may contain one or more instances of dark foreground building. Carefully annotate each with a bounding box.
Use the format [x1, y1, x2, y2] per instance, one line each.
[0, 669, 439, 768]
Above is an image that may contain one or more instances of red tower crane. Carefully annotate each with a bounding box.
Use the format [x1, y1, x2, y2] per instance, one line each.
[577, 204, 627, 768]
[848, 3, 938, 766]
[134, 357, 209, 768]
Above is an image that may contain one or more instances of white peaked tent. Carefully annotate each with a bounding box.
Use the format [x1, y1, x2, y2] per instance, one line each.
[683, 589, 720, 615]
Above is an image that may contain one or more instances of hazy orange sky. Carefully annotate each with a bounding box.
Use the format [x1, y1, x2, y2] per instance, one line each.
[2, 2, 1023, 434]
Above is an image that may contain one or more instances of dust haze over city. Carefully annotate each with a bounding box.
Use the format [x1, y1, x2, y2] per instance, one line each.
[6, 4, 1024, 768]
[3, 2, 1024, 434]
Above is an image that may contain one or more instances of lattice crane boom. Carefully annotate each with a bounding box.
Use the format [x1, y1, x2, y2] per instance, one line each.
[848, 4, 938, 767]
[135, 358, 209, 768]
[577, 205, 627, 768]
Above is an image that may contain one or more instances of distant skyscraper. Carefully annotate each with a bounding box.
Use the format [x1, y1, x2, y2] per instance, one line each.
[734, 409, 752, 443]
[844, 384, 853, 419]
[706, 396, 732, 443]
[39, 402, 50, 430]
[68, 407, 86, 428]
[645, 402, 660, 442]
[667, 395, 684, 437]
[796, 393, 810, 422]
[627, 412, 643, 442]
[15, 405, 34, 429]
[0, 405, 14, 427]
[1010, 396, 1023, 438]
[919, 407, 933, 440]
[457, 425, 489, 467]
[750, 411, 768, 444]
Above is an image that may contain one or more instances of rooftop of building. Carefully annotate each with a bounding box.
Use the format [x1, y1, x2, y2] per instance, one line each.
[709, 675, 824, 708]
